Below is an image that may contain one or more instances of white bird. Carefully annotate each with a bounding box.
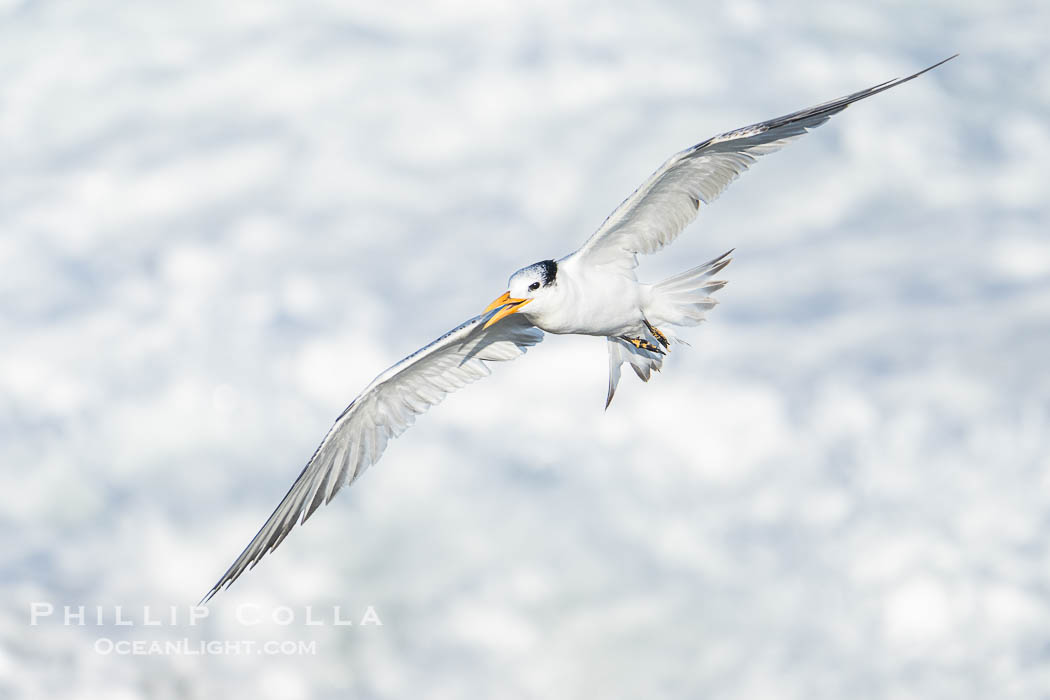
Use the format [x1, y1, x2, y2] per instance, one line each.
[202, 56, 955, 603]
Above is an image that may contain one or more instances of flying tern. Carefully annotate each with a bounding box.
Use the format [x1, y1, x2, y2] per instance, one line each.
[202, 55, 955, 602]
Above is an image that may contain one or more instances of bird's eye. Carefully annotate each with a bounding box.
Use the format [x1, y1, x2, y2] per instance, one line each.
[528, 282, 540, 291]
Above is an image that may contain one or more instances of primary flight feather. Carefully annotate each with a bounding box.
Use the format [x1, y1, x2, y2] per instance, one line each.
[202, 55, 955, 603]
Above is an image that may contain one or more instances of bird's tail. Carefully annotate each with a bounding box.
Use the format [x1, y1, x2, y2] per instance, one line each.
[605, 335, 666, 409]
[644, 249, 732, 328]
[604, 250, 731, 408]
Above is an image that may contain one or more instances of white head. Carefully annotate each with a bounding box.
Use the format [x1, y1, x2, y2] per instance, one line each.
[482, 259, 558, 328]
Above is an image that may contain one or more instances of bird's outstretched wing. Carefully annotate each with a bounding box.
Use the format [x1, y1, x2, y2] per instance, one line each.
[570, 56, 956, 271]
[201, 313, 543, 603]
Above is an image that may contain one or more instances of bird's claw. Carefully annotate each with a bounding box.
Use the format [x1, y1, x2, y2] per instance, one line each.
[622, 336, 665, 354]
[644, 320, 670, 349]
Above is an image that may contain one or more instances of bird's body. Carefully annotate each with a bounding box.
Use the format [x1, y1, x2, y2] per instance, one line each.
[201, 56, 955, 603]
[522, 255, 646, 337]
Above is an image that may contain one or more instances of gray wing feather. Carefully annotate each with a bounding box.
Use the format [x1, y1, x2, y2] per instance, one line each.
[572, 56, 956, 269]
[202, 313, 543, 603]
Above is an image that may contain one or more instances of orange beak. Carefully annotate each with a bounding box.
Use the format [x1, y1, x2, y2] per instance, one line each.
[482, 291, 532, 329]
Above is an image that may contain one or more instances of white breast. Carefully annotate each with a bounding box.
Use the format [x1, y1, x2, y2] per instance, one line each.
[524, 257, 645, 337]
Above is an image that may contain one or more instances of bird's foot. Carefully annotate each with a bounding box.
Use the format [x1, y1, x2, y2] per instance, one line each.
[621, 335, 665, 354]
[643, 320, 670, 349]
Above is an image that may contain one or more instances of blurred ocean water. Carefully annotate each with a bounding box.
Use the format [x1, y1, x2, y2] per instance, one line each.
[2, 1, 1049, 698]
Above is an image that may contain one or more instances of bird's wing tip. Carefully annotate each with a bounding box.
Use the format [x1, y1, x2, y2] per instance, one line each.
[925, 53, 959, 73]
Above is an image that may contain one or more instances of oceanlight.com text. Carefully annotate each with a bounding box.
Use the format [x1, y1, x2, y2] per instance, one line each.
[93, 637, 318, 656]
